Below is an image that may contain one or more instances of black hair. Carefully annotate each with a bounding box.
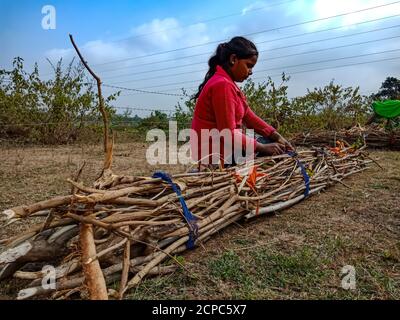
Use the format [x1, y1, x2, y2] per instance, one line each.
[193, 36, 258, 100]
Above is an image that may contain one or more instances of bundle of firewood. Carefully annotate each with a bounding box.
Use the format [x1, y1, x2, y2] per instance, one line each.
[291, 125, 400, 150]
[0, 145, 376, 300]
[0, 35, 379, 300]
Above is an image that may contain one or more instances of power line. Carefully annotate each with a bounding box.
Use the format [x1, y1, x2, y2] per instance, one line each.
[256, 14, 400, 46]
[39, 13, 400, 80]
[99, 15, 400, 79]
[89, 1, 400, 68]
[104, 28, 400, 85]
[256, 48, 400, 73]
[0, 120, 100, 127]
[102, 84, 185, 97]
[112, 106, 174, 113]
[1, 79, 184, 98]
[94, 14, 400, 75]
[260, 24, 400, 52]
[6, 55, 394, 100]
[0, 120, 189, 128]
[252, 56, 400, 81]
[38, 0, 298, 76]
[105, 48, 400, 90]
[265, 35, 400, 61]
[92, 0, 298, 45]
[113, 56, 400, 96]
[114, 87, 190, 97]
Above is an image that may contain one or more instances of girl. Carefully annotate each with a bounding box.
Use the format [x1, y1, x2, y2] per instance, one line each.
[190, 36, 293, 166]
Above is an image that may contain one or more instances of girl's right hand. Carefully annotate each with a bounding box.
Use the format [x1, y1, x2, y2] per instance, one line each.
[256, 142, 286, 156]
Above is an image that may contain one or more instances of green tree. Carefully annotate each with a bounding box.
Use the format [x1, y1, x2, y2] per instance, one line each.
[0, 57, 119, 144]
[242, 73, 295, 135]
[173, 89, 195, 130]
[372, 77, 400, 101]
[242, 75, 369, 135]
[298, 81, 369, 130]
[137, 110, 169, 132]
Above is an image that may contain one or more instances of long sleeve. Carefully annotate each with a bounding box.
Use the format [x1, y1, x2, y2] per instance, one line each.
[211, 80, 257, 149]
[243, 107, 276, 138]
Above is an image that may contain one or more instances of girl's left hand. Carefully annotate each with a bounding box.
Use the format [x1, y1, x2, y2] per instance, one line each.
[279, 138, 295, 152]
[270, 131, 295, 152]
[276, 135, 295, 152]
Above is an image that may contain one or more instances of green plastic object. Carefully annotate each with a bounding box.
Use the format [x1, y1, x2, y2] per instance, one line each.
[372, 100, 400, 119]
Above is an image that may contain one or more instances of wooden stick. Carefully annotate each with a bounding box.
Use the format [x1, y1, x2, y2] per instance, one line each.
[69, 34, 110, 155]
[71, 161, 86, 194]
[122, 236, 188, 294]
[85, 238, 127, 265]
[119, 227, 130, 299]
[79, 205, 108, 300]
[2, 195, 74, 220]
[245, 185, 326, 219]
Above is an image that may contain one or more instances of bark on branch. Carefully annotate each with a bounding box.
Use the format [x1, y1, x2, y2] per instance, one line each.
[69, 34, 112, 168]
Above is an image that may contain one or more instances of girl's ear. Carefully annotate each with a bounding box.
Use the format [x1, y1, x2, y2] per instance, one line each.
[229, 54, 237, 66]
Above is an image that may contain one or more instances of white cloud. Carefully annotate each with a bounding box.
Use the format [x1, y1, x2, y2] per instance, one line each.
[222, 25, 238, 37]
[314, 0, 399, 25]
[44, 17, 210, 74]
[45, 40, 131, 72]
[131, 18, 181, 44]
[41, 5, 397, 110]
[129, 18, 209, 50]
[242, 1, 269, 15]
[45, 48, 73, 62]
[81, 40, 129, 63]
[288, 0, 400, 31]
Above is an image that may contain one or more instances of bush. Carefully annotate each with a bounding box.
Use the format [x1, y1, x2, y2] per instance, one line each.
[242, 74, 371, 136]
[0, 57, 119, 144]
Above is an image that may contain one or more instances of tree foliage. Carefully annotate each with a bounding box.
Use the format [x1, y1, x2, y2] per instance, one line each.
[0, 57, 387, 144]
[0, 57, 119, 144]
[242, 74, 371, 136]
[372, 76, 400, 101]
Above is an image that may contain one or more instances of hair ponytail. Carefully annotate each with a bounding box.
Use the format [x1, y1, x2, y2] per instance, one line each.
[193, 36, 258, 100]
[193, 43, 225, 100]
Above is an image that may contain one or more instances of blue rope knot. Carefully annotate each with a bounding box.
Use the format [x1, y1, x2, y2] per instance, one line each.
[287, 151, 310, 197]
[152, 171, 198, 249]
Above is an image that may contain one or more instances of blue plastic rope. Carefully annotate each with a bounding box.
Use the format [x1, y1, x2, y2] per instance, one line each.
[287, 151, 310, 197]
[152, 171, 198, 249]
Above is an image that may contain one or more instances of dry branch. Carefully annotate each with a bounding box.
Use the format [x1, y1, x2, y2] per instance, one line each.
[291, 124, 400, 150]
[80, 221, 108, 300]
[0, 144, 377, 300]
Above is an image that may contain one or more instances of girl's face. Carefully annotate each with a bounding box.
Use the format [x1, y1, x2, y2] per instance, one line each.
[229, 54, 258, 82]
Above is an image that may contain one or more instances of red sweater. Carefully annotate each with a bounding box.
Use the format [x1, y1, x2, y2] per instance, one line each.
[190, 65, 275, 163]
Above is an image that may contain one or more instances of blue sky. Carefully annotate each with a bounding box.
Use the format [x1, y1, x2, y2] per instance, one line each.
[1, 0, 399, 115]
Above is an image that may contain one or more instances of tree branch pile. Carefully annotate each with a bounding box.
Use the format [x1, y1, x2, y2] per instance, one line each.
[0, 34, 379, 300]
[290, 124, 400, 150]
[0, 146, 376, 299]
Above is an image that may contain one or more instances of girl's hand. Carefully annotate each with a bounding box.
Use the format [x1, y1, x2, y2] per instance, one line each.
[256, 142, 286, 156]
[270, 131, 295, 152]
[278, 137, 295, 152]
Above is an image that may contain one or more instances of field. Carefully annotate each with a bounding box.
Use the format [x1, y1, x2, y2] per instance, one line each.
[0, 142, 399, 299]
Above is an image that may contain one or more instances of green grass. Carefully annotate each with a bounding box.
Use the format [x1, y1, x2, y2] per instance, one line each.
[209, 251, 247, 282]
[125, 236, 399, 300]
[370, 183, 390, 190]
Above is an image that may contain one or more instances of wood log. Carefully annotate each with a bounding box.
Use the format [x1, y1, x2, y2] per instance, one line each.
[0, 227, 78, 280]
[80, 222, 108, 300]
[1, 195, 73, 220]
